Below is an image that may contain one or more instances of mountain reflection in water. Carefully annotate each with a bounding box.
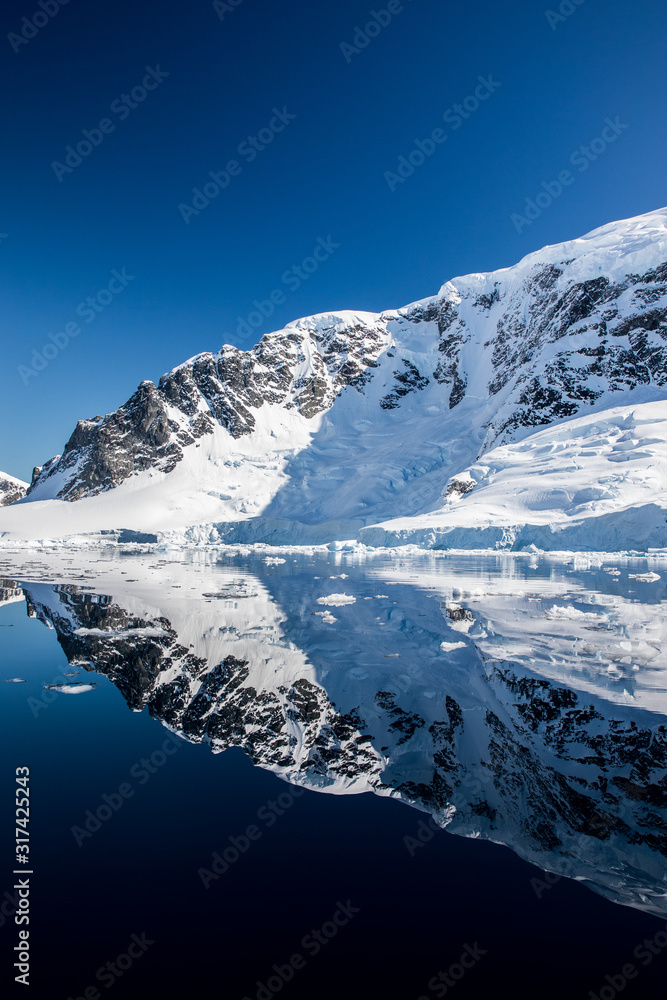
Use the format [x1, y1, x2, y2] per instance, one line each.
[3, 548, 666, 916]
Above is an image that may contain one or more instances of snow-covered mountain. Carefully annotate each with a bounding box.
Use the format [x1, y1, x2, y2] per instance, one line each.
[2, 208, 667, 549]
[0, 472, 28, 507]
[11, 552, 667, 915]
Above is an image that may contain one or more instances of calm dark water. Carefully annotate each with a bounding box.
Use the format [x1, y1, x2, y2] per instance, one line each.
[1, 549, 666, 1000]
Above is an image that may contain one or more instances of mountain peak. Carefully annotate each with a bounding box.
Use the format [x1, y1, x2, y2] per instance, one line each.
[4, 208, 667, 550]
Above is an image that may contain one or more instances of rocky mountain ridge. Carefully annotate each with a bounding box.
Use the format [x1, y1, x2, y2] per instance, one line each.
[26, 209, 667, 507]
[1, 209, 665, 548]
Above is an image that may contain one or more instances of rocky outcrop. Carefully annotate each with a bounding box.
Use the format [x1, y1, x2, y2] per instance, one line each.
[27, 314, 391, 501]
[0, 472, 28, 506]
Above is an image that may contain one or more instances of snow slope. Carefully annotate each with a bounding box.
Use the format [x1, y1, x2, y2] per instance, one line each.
[1, 208, 667, 549]
[360, 400, 667, 551]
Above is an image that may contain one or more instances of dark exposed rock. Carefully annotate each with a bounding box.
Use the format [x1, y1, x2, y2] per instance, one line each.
[0, 474, 28, 506]
[445, 478, 475, 499]
[380, 359, 430, 410]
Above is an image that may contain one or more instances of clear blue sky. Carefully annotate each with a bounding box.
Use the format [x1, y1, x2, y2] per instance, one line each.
[1, 0, 665, 481]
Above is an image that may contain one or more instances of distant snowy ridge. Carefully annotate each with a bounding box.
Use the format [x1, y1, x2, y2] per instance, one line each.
[2, 208, 667, 550]
[0, 472, 28, 507]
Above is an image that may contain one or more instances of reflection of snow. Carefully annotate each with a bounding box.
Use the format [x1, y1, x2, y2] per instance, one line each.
[9, 544, 667, 719]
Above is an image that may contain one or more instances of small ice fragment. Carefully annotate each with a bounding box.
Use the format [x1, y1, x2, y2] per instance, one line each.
[313, 611, 338, 624]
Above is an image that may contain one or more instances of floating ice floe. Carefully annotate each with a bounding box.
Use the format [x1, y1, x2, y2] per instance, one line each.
[544, 605, 602, 621]
[5, 677, 26, 683]
[312, 610, 338, 624]
[316, 593, 356, 606]
[43, 682, 97, 694]
[628, 572, 661, 583]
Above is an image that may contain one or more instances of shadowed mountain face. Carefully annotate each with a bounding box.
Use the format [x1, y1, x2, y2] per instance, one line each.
[25, 211, 667, 516]
[13, 551, 667, 916]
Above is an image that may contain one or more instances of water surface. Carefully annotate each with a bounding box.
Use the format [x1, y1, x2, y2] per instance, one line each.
[1, 548, 666, 998]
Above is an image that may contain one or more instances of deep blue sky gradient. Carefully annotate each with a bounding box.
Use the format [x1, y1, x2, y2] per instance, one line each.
[1, 0, 665, 480]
